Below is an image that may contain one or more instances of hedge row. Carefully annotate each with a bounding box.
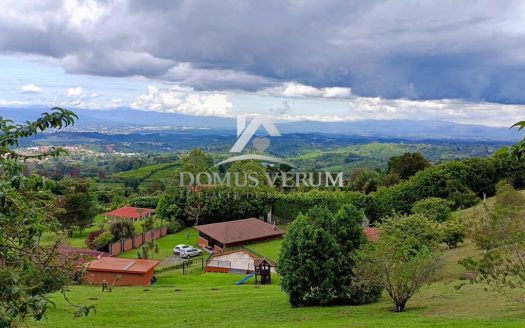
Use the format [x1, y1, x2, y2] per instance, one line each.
[273, 190, 367, 223]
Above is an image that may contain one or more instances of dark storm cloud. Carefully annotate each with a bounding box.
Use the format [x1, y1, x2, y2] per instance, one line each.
[1, 0, 525, 102]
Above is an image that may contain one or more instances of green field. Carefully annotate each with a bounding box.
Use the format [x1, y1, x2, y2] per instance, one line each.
[114, 162, 180, 182]
[29, 195, 525, 327]
[30, 240, 525, 327]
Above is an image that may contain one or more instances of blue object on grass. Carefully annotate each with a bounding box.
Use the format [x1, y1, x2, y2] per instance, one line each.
[235, 272, 256, 285]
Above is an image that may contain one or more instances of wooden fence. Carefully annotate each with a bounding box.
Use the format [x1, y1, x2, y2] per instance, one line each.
[108, 226, 168, 256]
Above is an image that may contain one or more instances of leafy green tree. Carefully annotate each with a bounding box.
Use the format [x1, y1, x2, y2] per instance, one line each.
[185, 190, 206, 226]
[54, 178, 97, 235]
[354, 214, 443, 312]
[445, 179, 479, 209]
[509, 120, 525, 159]
[440, 217, 465, 248]
[279, 205, 382, 307]
[469, 182, 524, 250]
[93, 231, 115, 250]
[109, 220, 135, 241]
[0, 108, 94, 326]
[180, 148, 213, 175]
[411, 197, 451, 223]
[382, 172, 401, 187]
[494, 181, 525, 214]
[462, 185, 525, 302]
[138, 240, 159, 259]
[141, 216, 155, 232]
[348, 168, 382, 194]
[387, 152, 430, 180]
[157, 186, 188, 222]
[227, 160, 267, 187]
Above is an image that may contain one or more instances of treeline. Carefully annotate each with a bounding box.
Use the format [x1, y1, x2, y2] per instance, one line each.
[367, 148, 525, 221]
[154, 147, 525, 225]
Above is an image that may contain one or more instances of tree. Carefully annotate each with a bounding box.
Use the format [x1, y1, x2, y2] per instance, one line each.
[227, 160, 267, 187]
[138, 240, 159, 259]
[54, 178, 97, 235]
[185, 190, 206, 226]
[348, 168, 382, 194]
[387, 152, 430, 180]
[0, 108, 94, 326]
[109, 220, 135, 241]
[462, 204, 525, 302]
[509, 120, 525, 159]
[440, 217, 465, 248]
[278, 205, 382, 307]
[411, 197, 451, 223]
[354, 214, 443, 312]
[92, 231, 115, 250]
[157, 186, 188, 222]
[141, 216, 155, 232]
[494, 180, 525, 213]
[180, 148, 213, 175]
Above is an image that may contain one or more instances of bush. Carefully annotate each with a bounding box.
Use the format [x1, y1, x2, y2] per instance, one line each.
[411, 197, 451, 223]
[167, 219, 184, 234]
[109, 220, 135, 241]
[92, 231, 115, 250]
[157, 185, 274, 226]
[440, 218, 465, 248]
[278, 205, 382, 307]
[130, 196, 159, 209]
[273, 190, 367, 224]
[354, 214, 443, 312]
[85, 229, 105, 250]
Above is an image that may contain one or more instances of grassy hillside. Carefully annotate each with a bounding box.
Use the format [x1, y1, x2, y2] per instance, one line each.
[31, 240, 524, 328]
[115, 162, 180, 181]
[29, 198, 525, 327]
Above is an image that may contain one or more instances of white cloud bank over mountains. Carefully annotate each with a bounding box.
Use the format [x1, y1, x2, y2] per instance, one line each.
[125, 82, 524, 127]
[130, 86, 233, 117]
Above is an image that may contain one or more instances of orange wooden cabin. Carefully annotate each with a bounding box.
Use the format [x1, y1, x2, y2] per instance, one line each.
[86, 257, 159, 286]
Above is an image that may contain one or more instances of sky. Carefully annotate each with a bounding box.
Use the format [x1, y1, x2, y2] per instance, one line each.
[1, 0, 525, 126]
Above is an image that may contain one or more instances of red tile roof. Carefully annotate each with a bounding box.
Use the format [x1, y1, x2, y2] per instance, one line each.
[195, 218, 285, 246]
[364, 227, 380, 242]
[87, 257, 159, 274]
[103, 206, 155, 219]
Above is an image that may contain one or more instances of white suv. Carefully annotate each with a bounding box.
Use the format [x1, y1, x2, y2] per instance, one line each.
[180, 247, 202, 259]
[173, 244, 192, 255]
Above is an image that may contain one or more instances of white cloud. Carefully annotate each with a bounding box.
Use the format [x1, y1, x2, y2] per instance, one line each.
[269, 97, 525, 127]
[67, 87, 85, 98]
[261, 82, 353, 99]
[21, 84, 42, 94]
[0, 99, 28, 106]
[131, 86, 233, 117]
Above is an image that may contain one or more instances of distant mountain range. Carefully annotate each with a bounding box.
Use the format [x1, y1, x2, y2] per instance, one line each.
[0, 107, 521, 141]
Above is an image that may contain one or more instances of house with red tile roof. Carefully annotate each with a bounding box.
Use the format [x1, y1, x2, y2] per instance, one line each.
[103, 206, 155, 221]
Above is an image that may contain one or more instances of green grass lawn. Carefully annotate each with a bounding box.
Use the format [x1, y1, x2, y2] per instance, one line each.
[246, 238, 283, 262]
[30, 269, 524, 327]
[29, 237, 525, 327]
